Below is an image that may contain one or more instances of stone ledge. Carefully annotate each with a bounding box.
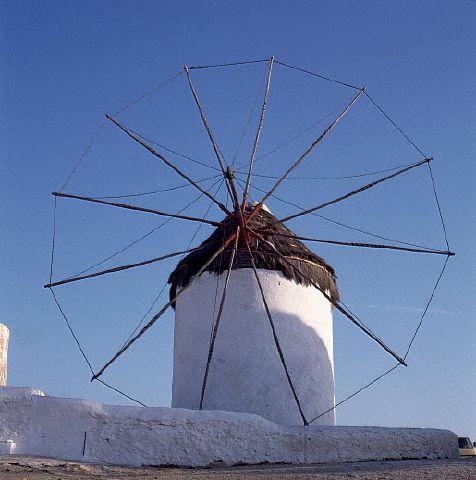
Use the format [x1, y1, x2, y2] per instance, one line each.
[0, 388, 459, 467]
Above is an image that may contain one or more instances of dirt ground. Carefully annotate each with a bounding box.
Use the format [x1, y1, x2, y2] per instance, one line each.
[0, 456, 475, 480]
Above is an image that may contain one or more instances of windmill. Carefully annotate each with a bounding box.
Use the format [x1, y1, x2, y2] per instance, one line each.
[44, 57, 453, 426]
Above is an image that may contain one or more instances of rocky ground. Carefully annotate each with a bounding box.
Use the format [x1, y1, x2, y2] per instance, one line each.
[0, 456, 475, 480]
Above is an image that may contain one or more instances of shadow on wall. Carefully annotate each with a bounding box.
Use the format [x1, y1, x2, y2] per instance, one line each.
[277, 312, 335, 425]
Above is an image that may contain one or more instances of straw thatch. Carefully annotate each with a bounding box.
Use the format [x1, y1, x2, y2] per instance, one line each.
[168, 206, 339, 305]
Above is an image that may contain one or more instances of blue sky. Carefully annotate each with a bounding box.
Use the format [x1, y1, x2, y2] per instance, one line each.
[1, 1, 475, 439]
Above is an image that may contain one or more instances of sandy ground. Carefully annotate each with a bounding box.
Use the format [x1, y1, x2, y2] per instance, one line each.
[0, 456, 475, 480]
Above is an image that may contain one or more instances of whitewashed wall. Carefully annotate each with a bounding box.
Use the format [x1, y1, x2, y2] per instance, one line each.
[0, 387, 459, 467]
[173, 269, 335, 426]
[0, 324, 8, 386]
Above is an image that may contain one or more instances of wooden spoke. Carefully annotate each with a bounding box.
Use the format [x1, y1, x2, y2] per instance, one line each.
[91, 232, 238, 382]
[106, 114, 230, 215]
[199, 227, 240, 409]
[242, 56, 275, 208]
[279, 158, 431, 224]
[183, 66, 239, 210]
[261, 231, 454, 256]
[52, 192, 223, 226]
[247, 87, 365, 221]
[44, 245, 206, 289]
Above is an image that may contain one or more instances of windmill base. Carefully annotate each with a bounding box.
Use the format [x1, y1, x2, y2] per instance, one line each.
[0, 387, 458, 467]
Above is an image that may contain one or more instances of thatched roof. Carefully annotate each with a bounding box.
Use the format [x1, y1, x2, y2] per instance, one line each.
[168, 206, 339, 305]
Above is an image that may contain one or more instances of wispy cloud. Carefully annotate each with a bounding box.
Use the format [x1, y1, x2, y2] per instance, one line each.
[348, 303, 463, 317]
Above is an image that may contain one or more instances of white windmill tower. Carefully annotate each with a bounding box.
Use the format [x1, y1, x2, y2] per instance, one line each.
[169, 204, 339, 426]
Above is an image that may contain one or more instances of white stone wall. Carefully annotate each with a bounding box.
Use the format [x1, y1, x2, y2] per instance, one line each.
[0, 324, 9, 386]
[0, 387, 459, 467]
[172, 269, 335, 426]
